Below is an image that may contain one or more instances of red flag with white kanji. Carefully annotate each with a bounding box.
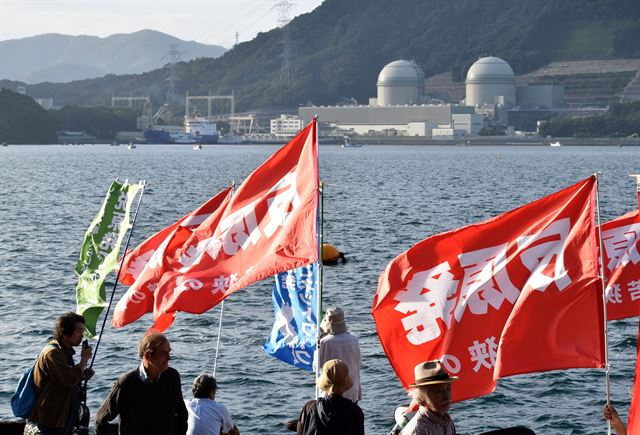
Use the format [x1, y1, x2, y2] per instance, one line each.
[151, 119, 318, 329]
[112, 186, 233, 329]
[628, 320, 640, 435]
[601, 210, 640, 320]
[373, 176, 604, 402]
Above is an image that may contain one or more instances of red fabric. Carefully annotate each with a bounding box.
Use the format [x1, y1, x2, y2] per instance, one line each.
[112, 187, 233, 328]
[629, 320, 640, 435]
[373, 176, 605, 402]
[150, 120, 318, 329]
[600, 210, 640, 320]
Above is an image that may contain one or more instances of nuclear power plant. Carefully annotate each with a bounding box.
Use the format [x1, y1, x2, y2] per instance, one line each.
[297, 56, 565, 138]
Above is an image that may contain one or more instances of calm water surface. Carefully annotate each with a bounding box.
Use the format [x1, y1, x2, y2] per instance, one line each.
[0, 144, 638, 434]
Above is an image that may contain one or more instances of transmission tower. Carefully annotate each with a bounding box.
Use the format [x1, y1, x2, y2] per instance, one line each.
[272, 0, 294, 86]
[234, 32, 240, 48]
[163, 44, 184, 104]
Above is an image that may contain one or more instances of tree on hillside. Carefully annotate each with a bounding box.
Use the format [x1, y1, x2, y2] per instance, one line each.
[0, 88, 57, 144]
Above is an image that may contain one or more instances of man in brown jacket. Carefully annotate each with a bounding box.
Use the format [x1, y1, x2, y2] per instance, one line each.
[25, 312, 94, 435]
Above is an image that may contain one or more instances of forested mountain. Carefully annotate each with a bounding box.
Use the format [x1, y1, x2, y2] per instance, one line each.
[0, 30, 226, 83]
[7, 0, 640, 112]
[0, 89, 57, 143]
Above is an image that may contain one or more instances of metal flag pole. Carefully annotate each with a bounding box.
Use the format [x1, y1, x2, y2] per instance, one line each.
[89, 179, 147, 370]
[594, 172, 612, 435]
[315, 116, 324, 399]
[212, 182, 234, 378]
[212, 301, 225, 378]
[630, 174, 640, 209]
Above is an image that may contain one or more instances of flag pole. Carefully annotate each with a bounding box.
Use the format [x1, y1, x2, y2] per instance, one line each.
[212, 301, 225, 378]
[89, 179, 146, 370]
[212, 181, 235, 378]
[594, 172, 612, 435]
[315, 116, 323, 399]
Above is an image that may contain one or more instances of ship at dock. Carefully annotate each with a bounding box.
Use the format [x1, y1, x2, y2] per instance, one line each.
[143, 111, 218, 144]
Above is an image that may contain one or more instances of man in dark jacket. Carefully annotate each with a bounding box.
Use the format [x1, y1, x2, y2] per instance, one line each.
[296, 359, 365, 435]
[94, 332, 187, 435]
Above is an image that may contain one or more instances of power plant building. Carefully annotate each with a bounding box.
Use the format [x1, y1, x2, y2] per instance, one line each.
[300, 59, 482, 137]
[297, 56, 564, 137]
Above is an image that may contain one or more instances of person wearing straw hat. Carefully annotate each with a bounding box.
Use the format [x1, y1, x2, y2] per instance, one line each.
[296, 359, 365, 435]
[400, 360, 458, 435]
[317, 306, 362, 403]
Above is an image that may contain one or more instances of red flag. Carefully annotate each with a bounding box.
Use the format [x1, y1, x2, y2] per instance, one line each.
[601, 210, 640, 320]
[112, 186, 233, 329]
[151, 119, 318, 329]
[629, 320, 640, 434]
[373, 176, 604, 402]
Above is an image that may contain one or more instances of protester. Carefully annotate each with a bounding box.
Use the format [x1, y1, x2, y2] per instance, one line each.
[94, 332, 187, 435]
[296, 359, 365, 435]
[603, 404, 627, 435]
[24, 312, 94, 435]
[317, 306, 362, 402]
[185, 374, 240, 435]
[400, 360, 458, 435]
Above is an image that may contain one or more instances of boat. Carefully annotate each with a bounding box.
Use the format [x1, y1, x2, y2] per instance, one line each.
[184, 111, 219, 144]
[127, 143, 136, 149]
[549, 141, 562, 147]
[193, 144, 203, 150]
[143, 111, 219, 144]
[56, 130, 96, 145]
[341, 139, 362, 148]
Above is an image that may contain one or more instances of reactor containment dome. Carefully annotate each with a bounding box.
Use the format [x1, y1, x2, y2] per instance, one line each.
[376, 60, 425, 106]
[465, 56, 515, 108]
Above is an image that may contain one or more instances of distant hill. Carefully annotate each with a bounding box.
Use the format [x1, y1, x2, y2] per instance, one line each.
[0, 30, 227, 83]
[0, 88, 57, 143]
[5, 0, 640, 111]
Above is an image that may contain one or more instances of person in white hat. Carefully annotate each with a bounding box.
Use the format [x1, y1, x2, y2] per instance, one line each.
[400, 360, 458, 435]
[317, 307, 361, 403]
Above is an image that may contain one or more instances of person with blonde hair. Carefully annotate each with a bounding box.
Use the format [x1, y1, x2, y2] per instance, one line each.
[296, 359, 364, 435]
[95, 332, 187, 435]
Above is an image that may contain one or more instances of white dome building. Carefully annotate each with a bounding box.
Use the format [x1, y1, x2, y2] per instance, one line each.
[465, 56, 515, 108]
[376, 60, 425, 106]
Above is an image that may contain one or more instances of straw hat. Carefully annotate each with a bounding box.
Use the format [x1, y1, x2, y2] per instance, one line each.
[320, 306, 348, 335]
[410, 360, 459, 387]
[316, 359, 353, 395]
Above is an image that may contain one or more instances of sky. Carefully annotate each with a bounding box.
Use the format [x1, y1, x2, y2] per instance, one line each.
[0, 0, 324, 48]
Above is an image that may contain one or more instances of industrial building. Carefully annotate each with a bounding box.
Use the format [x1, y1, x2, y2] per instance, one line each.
[297, 56, 566, 138]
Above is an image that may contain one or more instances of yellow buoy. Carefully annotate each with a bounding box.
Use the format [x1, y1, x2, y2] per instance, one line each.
[322, 243, 345, 265]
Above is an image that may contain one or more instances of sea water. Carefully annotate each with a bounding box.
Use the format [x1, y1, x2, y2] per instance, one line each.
[0, 144, 638, 434]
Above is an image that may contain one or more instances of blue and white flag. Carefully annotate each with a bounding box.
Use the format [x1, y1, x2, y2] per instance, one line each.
[262, 263, 318, 371]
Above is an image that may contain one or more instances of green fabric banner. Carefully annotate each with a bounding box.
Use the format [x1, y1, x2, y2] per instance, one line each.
[75, 180, 142, 337]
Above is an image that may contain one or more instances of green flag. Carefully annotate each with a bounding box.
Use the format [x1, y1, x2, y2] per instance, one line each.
[75, 180, 142, 337]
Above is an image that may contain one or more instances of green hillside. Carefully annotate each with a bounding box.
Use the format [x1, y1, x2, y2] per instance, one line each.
[0, 88, 57, 143]
[8, 0, 640, 112]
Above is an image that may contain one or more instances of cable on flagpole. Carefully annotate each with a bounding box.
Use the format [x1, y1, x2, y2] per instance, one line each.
[594, 172, 612, 435]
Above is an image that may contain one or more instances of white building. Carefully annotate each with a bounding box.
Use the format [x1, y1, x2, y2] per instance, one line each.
[270, 114, 303, 137]
[465, 57, 516, 108]
[374, 60, 426, 106]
